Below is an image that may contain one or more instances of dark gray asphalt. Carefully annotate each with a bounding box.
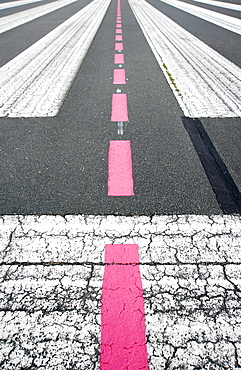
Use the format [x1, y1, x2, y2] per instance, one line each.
[0, 0, 240, 215]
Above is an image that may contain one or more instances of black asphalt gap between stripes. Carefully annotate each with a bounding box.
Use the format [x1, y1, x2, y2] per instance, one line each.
[0, 0, 240, 215]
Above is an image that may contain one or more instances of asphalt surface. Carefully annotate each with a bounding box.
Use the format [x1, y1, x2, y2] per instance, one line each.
[0, 0, 240, 215]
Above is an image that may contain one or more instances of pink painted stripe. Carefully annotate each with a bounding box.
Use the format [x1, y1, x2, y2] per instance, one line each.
[116, 20, 122, 23]
[113, 69, 126, 84]
[111, 93, 128, 122]
[115, 42, 123, 50]
[100, 244, 149, 369]
[116, 28, 122, 34]
[108, 141, 134, 196]
[114, 53, 124, 64]
[115, 35, 123, 41]
[116, 24, 122, 28]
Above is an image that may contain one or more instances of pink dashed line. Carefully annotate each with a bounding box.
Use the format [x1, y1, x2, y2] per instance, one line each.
[100, 244, 149, 369]
[113, 69, 126, 84]
[114, 53, 124, 64]
[107, 141, 134, 196]
[116, 20, 122, 23]
[116, 28, 122, 33]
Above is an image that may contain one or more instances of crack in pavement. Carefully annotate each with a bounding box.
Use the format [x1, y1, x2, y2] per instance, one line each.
[0, 215, 241, 369]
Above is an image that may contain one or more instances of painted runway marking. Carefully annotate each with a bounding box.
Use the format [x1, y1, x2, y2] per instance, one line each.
[115, 35, 123, 41]
[100, 244, 148, 369]
[113, 69, 126, 84]
[0, 0, 79, 35]
[159, 0, 241, 35]
[192, 0, 241, 11]
[116, 28, 122, 33]
[0, 0, 111, 117]
[111, 93, 128, 122]
[0, 0, 45, 10]
[114, 54, 125, 63]
[115, 42, 123, 50]
[108, 141, 134, 196]
[129, 0, 241, 117]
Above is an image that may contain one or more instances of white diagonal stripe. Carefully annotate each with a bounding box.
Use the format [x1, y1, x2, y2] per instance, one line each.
[159, 0, 241, 35]
[0, 0, 45, 11]
[0, 0, 79, 34]
[192, 0, 241, 12]
[128, 0, 241, 118]
[0, 0, 111, 117]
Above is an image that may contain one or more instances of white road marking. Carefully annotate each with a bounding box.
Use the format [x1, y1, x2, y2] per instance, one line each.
[0, 0, 79, 35]
[192, 0, 241, 12]
[0, 0, 111, 117]
[0, 0, 45, 10]
[159, 0, 241, 35]
[128, 0, 241, 117]
[0, 214, 241, 368]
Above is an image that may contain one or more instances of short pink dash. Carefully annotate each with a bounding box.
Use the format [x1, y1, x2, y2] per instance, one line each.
[116, 20, 122, 23]
[116, 24, 122, 28]
[115, 42, 123, 51]
[115, 35, 123, 41]
[114, 53, 124, 64]
[107, 141, 134, 196]
[116, 28, 122, 34]
[100, 244, 149, 369]
[111, 93, 128, 122]
[113, 69, 126, 84]
[116, 16, 121, 19]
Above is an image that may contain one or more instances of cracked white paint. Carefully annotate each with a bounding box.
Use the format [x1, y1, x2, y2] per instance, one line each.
[0, 0, 111, 117]
[0, 215, 241, 369]
[128, 0, 241, 117]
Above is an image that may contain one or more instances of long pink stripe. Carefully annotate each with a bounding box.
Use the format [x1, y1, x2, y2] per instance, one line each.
[108, 140, 134, 196]
[100, 244, 149, 369]
[113, 69, 126, 84]
[111, 93, 128, 122]
[114, 53, 124, 64]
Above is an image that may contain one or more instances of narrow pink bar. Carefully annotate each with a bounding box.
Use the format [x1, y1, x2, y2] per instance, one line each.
[115, 42, 123, 50]
[116, 20, 122, 23]
[115, 35, 123, 41]
[111, 93, 128, 122]
[116, 29, 122, 33]
[116, 24, 122, 28]
[114, 53, 124, 64]
[108, 141, 134, 196]
[113, 69, 126, 84]
[100, 244, 149, 369]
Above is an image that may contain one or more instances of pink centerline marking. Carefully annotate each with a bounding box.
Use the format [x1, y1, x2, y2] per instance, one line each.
[115, 42, 123, 50]
[116, 24, 122, 28]
[116, 20, 122, 23]
[107, 141, 134, 196]
[100, 244, 149, 369]
[115, 35, 123, 41]
[113, 69, 126, 84]
[114, 53, 124, 64]
[116, 28, 122, 34]
[111, 93, 128, 122]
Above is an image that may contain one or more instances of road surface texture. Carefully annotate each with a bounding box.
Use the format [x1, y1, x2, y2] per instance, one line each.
[0, 0, 241, 368]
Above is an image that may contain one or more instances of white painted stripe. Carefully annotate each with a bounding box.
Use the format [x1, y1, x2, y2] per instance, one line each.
[0, 0, 111, 117]
[192, 0, 241, 12]
[0, 0, 79, 35]
[0, 0, 45, 11]
[128, 0, 241, 118]
[159, 0, 241, 35]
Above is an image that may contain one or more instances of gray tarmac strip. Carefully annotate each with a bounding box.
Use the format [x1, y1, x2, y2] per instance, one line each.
[0, 0, 223, 215]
